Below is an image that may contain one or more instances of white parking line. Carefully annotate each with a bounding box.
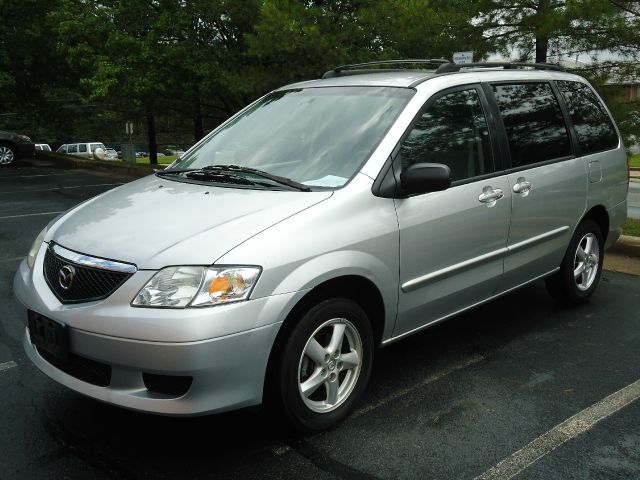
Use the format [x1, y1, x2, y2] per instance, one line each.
[474, 378, 640, 480]
[0, 173, 80, 179]
[0, 361, 17, 373]
[0, 256, 24, 263]
[352, 354, 485, 419]
[0, 211, 64, 220]
[0, 182, 122, 194]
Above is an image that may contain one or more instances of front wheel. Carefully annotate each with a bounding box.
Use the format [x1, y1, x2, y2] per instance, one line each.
[545, 219, 604, 303]
[276, 298, 373, 431]
[0, 144, 17, 167]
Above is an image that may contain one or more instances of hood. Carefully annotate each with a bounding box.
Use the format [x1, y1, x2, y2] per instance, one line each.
[48, 175, 332, 269]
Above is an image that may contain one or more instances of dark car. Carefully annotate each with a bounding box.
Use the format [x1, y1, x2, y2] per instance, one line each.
[0, 130, 35, 166]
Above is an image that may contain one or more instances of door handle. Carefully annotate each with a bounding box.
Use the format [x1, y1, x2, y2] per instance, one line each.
[478, 187, 504, 206]
[513, 177, 532, 196]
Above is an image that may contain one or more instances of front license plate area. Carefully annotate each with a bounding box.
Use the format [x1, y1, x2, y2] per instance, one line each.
[28, 311, 69, 363]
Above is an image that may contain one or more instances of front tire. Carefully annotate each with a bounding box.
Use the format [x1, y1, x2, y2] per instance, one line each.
[276, 298, 373, 431]
[545, 219, 604, 303]
[0, 143, 17, 167]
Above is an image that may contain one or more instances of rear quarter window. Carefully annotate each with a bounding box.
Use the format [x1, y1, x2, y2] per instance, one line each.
[556, 81, 619, 155]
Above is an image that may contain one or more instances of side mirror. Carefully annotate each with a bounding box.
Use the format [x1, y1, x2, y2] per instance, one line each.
[400, 163, 452, 195]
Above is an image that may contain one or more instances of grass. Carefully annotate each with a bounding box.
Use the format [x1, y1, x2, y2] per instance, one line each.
[135, 155, 177, 165]
[623, 218, 640, 237]
[630, 154, 640, 168]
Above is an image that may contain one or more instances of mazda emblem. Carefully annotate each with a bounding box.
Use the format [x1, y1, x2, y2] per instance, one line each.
[58, 265, 76, 290]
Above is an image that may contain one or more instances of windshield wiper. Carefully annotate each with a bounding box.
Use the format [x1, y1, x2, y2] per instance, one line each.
[183, 170, 261, 186]
[156, 168, 199, 175]
[203, 165, 311, 192]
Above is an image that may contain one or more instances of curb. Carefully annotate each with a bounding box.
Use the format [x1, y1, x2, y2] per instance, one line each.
[28, 152, 164, 179]
[608, 234, 640, 258]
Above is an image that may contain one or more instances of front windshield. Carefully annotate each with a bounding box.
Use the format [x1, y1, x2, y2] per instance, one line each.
[169, 86, 413, 188]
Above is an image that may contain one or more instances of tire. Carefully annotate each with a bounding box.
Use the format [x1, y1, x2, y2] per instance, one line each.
[0, 143, 17, 167]
[275, 298, 374, 431]
[94, 148, 107, 161]
[545, 219, 604, 303]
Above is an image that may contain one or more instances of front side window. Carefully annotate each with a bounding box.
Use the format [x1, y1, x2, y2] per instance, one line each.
[67, 144, 78, 153]
[399, 88, 494, 182]
[557, 81, 618, 155]
[493, 83, 571, 167]
[169, 87, 414, 188]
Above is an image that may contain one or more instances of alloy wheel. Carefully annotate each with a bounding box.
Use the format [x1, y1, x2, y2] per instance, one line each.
[573, 232, 600, 291]
[0, 146, 14, 165]
[297, 318, 362, 413]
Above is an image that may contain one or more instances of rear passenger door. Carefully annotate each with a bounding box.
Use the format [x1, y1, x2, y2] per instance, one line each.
[488, 82, 588, 293]
[394, 85, 512, 337]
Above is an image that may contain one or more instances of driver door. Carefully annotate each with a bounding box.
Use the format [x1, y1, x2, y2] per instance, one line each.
[393, 85, 512, 338]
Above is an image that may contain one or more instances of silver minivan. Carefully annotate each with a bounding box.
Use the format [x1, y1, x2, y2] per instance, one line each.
[14, 61, 628, 431]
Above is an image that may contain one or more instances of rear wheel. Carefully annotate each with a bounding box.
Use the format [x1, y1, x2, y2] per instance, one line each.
[0, 144, 16, 167]
[276, 298, 373, 431]
[545, 219, 604, 303]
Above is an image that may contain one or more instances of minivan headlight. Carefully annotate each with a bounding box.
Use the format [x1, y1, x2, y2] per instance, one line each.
[132, 266, 261, 308]
[27, 226, 48, 269]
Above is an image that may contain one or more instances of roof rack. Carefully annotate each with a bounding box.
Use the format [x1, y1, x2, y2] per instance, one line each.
[435, 62, 566, 74]
[322, 59, 450, 79]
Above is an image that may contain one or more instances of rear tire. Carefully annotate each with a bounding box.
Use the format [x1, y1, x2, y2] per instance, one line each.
[545, 219, 604, 303]
[275, 298, 373, 432]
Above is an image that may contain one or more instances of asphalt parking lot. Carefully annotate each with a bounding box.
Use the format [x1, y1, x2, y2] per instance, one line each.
[1, 162, 639, 480]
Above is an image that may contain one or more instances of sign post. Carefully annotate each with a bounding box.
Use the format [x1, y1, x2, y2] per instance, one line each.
[453, 51, 473, 64]
[122, 121, 136, 163]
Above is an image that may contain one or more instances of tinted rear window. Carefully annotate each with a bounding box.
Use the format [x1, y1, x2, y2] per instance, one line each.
[493, 82, 571, 167]
[556, 81, 618, 155]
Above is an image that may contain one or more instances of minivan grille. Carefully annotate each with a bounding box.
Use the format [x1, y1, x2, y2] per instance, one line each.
[43, 245, 133, 304]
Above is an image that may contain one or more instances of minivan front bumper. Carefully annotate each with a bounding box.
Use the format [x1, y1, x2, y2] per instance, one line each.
[13, 258, 299, 416]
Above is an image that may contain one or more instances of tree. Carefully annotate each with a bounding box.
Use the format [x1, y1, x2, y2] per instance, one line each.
[0, 0, 76, 133]
[474, 0, 628, 63]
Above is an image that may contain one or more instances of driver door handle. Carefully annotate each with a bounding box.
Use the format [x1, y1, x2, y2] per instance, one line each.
[478, 187, 504, 206]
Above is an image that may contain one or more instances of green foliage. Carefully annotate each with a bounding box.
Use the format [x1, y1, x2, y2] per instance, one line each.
[624, 218, 640, 237]
[474, 0, 628, 62]
[2, 0, 639, 146]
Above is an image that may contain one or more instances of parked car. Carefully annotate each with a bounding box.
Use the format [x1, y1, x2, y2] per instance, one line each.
[14, 61, 628, 431]
[0, 130, 35, 166]
[106, 148, 119, 160]
[35, 144, 52, 152]
[57, 142, 108, 161]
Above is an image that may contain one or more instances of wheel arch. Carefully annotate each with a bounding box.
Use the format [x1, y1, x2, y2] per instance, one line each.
[580, 205, 609, 243]
[262, 274, 386, 403]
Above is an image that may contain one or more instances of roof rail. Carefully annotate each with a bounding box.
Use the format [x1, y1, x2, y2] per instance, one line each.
[435, 62, 566, 74]
[322, 59, 450, 79]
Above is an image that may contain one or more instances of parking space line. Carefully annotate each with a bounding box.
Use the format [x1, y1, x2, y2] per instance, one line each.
[0, 173, 81, 179]
[0, 182, 122, 194]
[0, 361, 17, 373]
[0, 211, 64, 220]
[0, 256, 24, 263]
[474, 378, 640, 480]
[352, 354, 485, 419]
